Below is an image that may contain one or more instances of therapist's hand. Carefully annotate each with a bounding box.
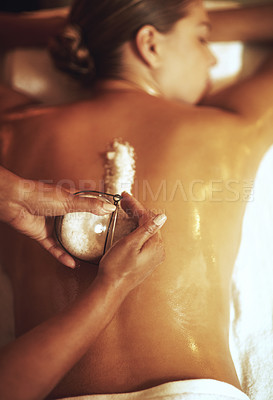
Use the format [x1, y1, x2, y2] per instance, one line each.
[0, 167, 116, 268]
[98, 192, 167, 293]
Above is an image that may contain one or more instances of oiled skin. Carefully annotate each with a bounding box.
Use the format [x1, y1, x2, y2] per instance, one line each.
[0, 87, 264, 398]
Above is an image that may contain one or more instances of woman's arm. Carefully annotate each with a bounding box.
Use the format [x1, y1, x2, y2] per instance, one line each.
[209, 3, 273, 43]
[0, 84, 37, 113]
[204, 51, 273, 154]
[203, 4, 273, 157]
[0, 8, 68, 50]
[0, 193, 166, 400]
[0, 9, 69, 110]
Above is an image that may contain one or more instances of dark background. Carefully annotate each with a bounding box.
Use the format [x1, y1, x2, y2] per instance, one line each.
[0, 0, 72, 12]
[1, 0, 272, 12]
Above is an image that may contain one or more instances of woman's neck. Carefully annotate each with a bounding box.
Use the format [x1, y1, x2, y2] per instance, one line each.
[94, 77, 162, 98]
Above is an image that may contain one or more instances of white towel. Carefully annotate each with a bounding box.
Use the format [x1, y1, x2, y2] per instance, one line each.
[58, 379, 250, 400]
[230, 145, 273, 400]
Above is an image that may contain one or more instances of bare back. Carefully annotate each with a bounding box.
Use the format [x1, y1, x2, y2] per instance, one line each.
[0, 88, 263, 397]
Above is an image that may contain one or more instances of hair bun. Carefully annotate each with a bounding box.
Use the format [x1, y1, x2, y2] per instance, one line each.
[49, 24, 96, 80]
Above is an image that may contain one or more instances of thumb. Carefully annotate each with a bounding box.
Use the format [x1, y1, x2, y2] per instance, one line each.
[25, 182, 116, 217]
[129, 213, 167, 250]
[64, 193, 116, 216]
[121, 192, 154, 225]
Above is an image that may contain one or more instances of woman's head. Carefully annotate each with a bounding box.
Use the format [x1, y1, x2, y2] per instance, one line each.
[51, 0, 216, 103]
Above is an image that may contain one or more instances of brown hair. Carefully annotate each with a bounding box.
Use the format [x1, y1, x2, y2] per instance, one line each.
[50, 0, 193, 83]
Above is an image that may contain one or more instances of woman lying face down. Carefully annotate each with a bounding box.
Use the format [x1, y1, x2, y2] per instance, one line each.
[0, 0, 273, 399]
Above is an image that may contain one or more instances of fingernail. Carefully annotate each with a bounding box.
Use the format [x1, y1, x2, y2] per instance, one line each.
[62, 254, 76, 269]
[102, 203, 116, 212]
[153, 214, 167, 227]
[67, 258, 76, 269]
